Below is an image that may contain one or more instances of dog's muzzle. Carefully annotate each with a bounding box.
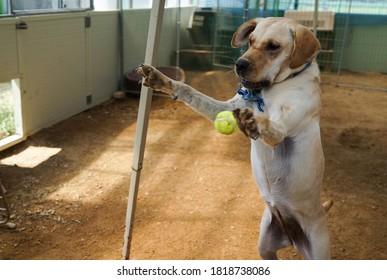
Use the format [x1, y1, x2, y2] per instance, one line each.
[235, 58, 250, 76]
[235, 58, 270, 90]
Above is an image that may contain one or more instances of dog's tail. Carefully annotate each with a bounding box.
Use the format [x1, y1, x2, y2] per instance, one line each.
[322, 200, 333, 212]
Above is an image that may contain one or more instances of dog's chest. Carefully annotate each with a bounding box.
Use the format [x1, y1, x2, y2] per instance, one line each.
[249, 90, 300, 201]
[253, 89, 289, 119]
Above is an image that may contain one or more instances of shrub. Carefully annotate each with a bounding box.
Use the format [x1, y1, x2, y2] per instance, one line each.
[0, 104, 16, 140]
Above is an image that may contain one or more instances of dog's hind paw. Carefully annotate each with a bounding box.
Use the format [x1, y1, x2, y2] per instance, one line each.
[322, 200, 333, 212]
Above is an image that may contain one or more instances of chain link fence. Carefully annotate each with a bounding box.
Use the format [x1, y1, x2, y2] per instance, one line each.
[208, 0, 387, 91]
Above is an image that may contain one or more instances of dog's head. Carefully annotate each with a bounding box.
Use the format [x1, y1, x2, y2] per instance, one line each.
[231, 17, 321, 90]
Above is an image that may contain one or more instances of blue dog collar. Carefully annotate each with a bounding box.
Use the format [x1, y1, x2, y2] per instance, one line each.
[237, 88, 265, 112]
[236, 61, 313, 113]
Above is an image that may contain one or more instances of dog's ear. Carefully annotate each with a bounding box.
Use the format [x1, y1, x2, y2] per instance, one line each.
[289, 26, 321, 69]
[231, 19, 259, 48]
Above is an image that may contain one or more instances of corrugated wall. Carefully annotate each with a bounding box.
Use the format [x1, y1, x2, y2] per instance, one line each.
[89, 11, 120, 105]
[0, 18, 19, 82]
[0, 11, 120, 138]
[20, 13, 88, 133]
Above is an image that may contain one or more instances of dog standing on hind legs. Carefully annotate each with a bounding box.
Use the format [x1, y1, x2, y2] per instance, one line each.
[137, 17, 332, 260]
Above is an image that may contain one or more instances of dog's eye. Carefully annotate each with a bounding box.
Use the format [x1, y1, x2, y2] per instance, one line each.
[266, 42, 280, 51]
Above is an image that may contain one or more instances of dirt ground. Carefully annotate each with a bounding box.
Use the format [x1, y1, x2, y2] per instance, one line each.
[0, 70, 386, 260]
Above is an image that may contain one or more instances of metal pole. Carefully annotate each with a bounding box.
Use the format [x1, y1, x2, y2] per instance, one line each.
[336, 0, 352, 86]
[175, 0, 181, 79]
[122, 0, 166, 260]
[313, 0, 319, 35]
[273, 0, 279, 17]
[118, 0, 124, 90]
[254, 0, 260, 18]
[241, 0, 249, 56]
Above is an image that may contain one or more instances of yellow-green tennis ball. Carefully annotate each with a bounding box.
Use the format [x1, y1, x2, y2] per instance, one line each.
[214, 111, 238, 135]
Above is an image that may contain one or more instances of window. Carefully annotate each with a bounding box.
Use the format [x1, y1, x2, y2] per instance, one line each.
[0, 0, 10, 16]
[266, 0, 387, 15]
[0, 0, 94, 16]
[124, 0, 199, 9]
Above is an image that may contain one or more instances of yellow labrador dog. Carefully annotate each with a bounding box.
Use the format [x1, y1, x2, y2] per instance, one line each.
[137, 17, 332, 260]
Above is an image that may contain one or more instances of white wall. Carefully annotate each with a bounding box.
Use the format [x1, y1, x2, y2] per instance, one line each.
[0, 18, 19, 82]
[0, 7, 195, 147]
[20, 14, 88, 133]
[0, 11, 119, 137]
[89, 12, 120, 105]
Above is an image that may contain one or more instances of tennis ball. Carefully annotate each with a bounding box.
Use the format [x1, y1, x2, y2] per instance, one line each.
[214, 111, 238, 135]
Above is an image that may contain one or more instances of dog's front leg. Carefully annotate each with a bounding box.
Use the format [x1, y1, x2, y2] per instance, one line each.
[233, 108, 285, 147]
[137, 64, 247, 121]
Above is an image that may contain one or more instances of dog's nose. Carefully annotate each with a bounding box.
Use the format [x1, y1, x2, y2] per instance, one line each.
[235, 58, 250, 75]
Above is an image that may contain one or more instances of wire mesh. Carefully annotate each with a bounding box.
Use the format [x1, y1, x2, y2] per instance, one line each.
[209, 0, 387, 91]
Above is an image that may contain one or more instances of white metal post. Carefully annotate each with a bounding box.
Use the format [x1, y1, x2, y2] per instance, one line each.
[122, 0, 166, 260]
[313, 0, 319, 35]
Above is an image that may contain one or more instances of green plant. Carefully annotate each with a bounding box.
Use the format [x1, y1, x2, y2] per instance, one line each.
[0, 104, 16, 140]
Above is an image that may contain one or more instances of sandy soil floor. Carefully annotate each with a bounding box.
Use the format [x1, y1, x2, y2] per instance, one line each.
[0, 70, 386, 260]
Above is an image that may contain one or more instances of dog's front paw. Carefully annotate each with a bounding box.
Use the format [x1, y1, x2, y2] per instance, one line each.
[233, 108, 260, 140]
[136, 64, 173, 94]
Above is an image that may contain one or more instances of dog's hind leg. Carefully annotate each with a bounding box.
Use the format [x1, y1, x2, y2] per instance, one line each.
[258, 207, 291, 260]
[301, 215, 331, 260]
[289, 208, 330, 260]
